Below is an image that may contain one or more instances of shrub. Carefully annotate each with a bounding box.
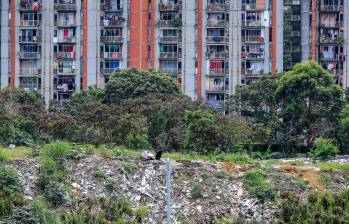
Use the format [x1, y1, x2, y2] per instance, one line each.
[0, 166, 23, 193]
[243, 170, 276, 204]
[0, 148, 13, 162]
[191, 183, 203, 199]
[92, 169, 106, 180]
[309, 138, 339, 160]
[42, 141, 71, 160]
[43, 182, 66, 207]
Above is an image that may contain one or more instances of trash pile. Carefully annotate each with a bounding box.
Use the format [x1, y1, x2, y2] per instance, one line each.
[9, 156, 349, 223]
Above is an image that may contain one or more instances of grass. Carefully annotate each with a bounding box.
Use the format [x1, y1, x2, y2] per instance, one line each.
[318, 162, 349, 173]
[0, 146, 32, 161]
[162, 152, 257, 165]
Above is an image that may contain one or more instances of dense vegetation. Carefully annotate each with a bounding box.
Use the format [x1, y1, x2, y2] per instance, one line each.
[0, 63, 348, 158]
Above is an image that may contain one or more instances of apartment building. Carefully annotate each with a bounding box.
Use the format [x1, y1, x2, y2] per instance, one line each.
[0, 0, 348, 108]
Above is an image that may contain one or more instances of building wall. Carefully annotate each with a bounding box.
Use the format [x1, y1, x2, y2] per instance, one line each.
[0, 0, 348, 106]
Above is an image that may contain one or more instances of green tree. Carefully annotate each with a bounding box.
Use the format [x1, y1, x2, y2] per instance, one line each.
[104, 68, 181, 104]
[275, 62, 344, 148]
[337, 104, 349, 153]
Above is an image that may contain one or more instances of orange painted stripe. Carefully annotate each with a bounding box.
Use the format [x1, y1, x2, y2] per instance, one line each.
[196, 0, 202, 98]
[271, 0, 276, 74]
[82, 0, 88, 90]
[129, 0, 149, 69]
[311, 0, 316, 62]
[150, 0, 156, 68]
[10, 0, 16, 87]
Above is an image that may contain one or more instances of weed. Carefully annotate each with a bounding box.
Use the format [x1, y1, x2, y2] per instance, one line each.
[0, 148, 13, 162]
[191, 183, 203, 199]
[318, 162, 349, 173]
[105, 178, 115, 193]
[92, 169, 106, 180]
[120, 162, 139, 173]
[201, 172, 209, 181]
[135, 204, 150, 219]
[213, 170, 230, 179]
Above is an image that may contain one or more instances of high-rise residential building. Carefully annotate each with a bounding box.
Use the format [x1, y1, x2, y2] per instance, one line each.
[0, 0, 348, 107]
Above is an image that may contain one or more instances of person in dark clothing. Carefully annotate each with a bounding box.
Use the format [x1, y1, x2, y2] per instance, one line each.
[155, 146, 163, 160]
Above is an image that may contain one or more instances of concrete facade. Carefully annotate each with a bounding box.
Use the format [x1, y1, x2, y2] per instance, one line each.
[0, 0, 348, 106]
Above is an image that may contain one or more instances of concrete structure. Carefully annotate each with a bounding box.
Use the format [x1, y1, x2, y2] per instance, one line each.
[0, 0, 349, 107]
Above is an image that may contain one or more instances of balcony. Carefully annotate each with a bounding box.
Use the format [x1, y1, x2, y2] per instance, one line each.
[19, 36, 42, 43]
[54, 3, 77, 11]
[320, 21, 344, 28]
[161, 69, 181, 76]
[320, 53, 343, 62]
[19, 83, 41, 91]
[206, 36, 229, 44]
[206, 3, 229, 11]
[19, 52, 41, 59]
[320, 35, 344, 45]
[242, 4, 258, 11]
[242, 20, 262, 27]
[159, 36, 182, 43]
[320, 5, 342, 12]
[54, 68, 76, 75]
[159, 52, 182, 59]
[20, 68, 41, 75]
[159, 3, 182, 11]
[101, 4, 123, 12]
[54, 52, 76, 59]
[284, 15, 301, 21]
[55, 20, 76, 27]
[20, 20, 41, 26]
[100, 68, 119, 75]
[56, 36, 76, 43]
[100, 52, 122, 60]
[242, 36, 264, 43]
[206, 20, 229, 27]
[206, 51, 229, 59]
[284, 31, 301, 37]
[101, 36, 123, 43]
[19, 1, 41, 11]
[242, 51, 264, 60]
[207, 68, 229, 77]
[54, 83, 76, 92]
[206, 85, 228, 93]
[158, 18, 182, 27]
[242, 68, 264, 77]
[101, 19, 124, 27]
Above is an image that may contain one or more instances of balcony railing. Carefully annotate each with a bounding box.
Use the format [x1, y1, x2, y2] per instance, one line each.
[54, 4, 77, 11]
[206, 52, 229, 59]
[19, 84, 41, 91]
[20, 68, 41, 75]
[206, 85, 228, 93]
[100, 52, 122, 59]
[19, 36, 42, 43]
[19, 1, 42, 11]
[101, 19, 124, 27]
[19, 52, 41, 59]
[243, 20, 262, 27]
[206, 36, 229, 43]
[320, 5, 342, 12]
[242, 4, 257, 11]
[242, 36, 264, 43]
[320, 21, 344, 28]
[159, 36, 182, 43]
[207, 20, 229, 27]
[20, 20, 41, 26]
[284, 15, 301, 21]
[320, 36, 344, 44]
[100, 68, 119, 75]
[206, 3, 229, 11]
[243, 52, 265, 60]
[158, 19, 182, 27]
[55, 20, 76, 27]
[54, 68, 76, 75]
[207, 68, 229, 76]
[159, 52, 182, 59]
[57, 36, 76, 43]
[161, 69, 180, 76]
[54, 84, 76, 92]
[54, 52, 76, 59]
[284, 31, 301, 37]
[243, 69, 263, 76]
[159, 3, 182, 11]
[101, 4, 123, 11]
[100, 36, 123, 43]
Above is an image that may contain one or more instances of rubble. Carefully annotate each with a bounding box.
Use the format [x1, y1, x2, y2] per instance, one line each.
[8, 156, 349, 223]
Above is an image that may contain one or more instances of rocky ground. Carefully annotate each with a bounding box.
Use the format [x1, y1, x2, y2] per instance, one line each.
[9, 156, 349, 224]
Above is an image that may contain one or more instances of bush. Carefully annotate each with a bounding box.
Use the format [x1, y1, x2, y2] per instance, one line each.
[309, 138, 339, 160]
[278, 190, 349, 223]
[243, 170, 276, 205]
[43, 182, 66, 207]
[0, 166, 23, 194]
[191, 183, 203, 199]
